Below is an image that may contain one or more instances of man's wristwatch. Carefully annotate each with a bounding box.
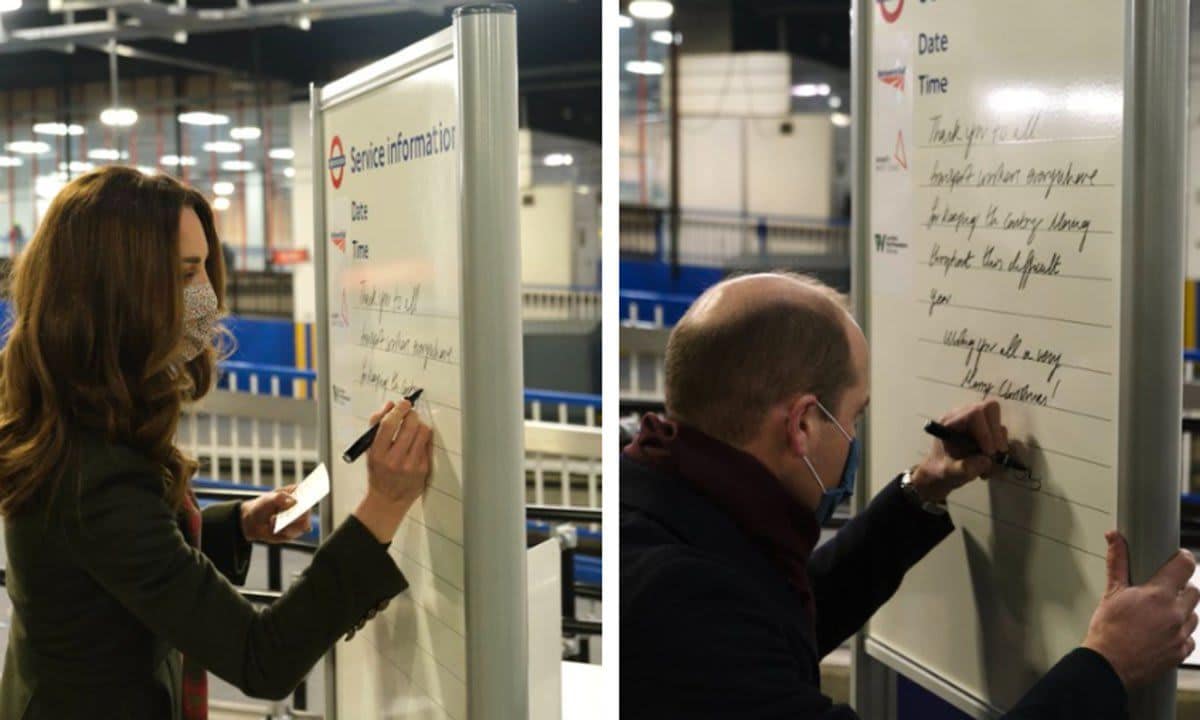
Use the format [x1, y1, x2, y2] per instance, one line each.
[900, 468, 948, 516]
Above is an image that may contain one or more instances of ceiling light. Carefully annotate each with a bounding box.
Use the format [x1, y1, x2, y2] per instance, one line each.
[58, 161, 94, 173]
[230, 126, 261, 141]
[651, 30, 677, 45]
[792, 83, 832, 98]
[629, 1, 673, 20]
[100, 107, 138, 127]
[283, 167, 296, 178]
[137, 166, 158, 176]
[35, 173, 67, 200]
[160, 154, 197, 167]
[543, 153, 574, 168]
[5, 141, 50, 155]
[0, 0, 23, 11]
[220, 160, 254, 172]
[212, 196, 231, 211]
[213, 181, 235, 196]
[178, 111, 229, 126]
[831, 112, 851, 128]
[268, 148, 295, 161]
[34, 122, 85, 136]
[0, 156, 22, 168]
[204, 141, 243, 154]
[625, 60, 665, 76]
[618, 14, 633, 28]
[829, 95, 843, 109]
[87, 148, 125, 161]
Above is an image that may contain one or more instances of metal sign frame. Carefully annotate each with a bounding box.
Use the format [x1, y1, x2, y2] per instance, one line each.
[850, 0, 1187, 717]
[311, 5, 526, 718]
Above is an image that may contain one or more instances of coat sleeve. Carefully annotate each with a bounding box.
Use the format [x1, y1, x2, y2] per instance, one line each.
[999, 648, 1128, 720]
[60, 471, 407, 701]
[808, 475, 954, 657]
[621, 548, 860, 720]
[200, 500, 252, 586]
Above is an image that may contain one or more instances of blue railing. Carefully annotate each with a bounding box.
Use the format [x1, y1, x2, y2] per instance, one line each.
[619, 289, 698, 327]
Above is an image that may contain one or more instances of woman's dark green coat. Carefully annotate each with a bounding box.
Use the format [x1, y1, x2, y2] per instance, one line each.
[0, 438, 406, 719]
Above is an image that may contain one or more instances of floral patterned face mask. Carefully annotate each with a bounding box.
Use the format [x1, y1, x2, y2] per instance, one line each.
[181, 282, 219, 361]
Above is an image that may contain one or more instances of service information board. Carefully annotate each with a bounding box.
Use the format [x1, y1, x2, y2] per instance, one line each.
[321, 40, 469, 720]
[866, 0, 1124, 711]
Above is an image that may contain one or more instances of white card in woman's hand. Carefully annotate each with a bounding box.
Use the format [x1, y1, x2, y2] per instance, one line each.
[273, 463, 330, 534]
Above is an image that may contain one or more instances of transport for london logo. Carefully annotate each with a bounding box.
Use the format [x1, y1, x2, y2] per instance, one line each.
[328, 136, 346, 189]
[876, 0, 903, 23]
[877, 67, 905, 92]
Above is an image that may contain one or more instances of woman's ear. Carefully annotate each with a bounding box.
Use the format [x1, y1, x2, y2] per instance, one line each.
[785, 394, 819, 459]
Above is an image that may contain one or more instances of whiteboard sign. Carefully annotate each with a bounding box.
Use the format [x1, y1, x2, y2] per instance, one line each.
[312, 7, 526, 719]
[862, 0, 1133, 714]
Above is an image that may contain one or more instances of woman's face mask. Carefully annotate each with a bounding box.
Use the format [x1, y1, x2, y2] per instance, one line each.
[181, 282, 219, 361]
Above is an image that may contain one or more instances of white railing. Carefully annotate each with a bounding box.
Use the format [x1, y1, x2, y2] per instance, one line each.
[523, 286, 602, 322]
[179, 364, 603, 509]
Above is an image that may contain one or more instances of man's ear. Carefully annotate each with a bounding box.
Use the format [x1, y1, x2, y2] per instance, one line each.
[785, 394, 820, 458]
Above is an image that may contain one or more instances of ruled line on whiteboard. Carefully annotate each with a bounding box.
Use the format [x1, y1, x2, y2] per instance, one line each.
[362, 620, 466, 712]
[918, 135, 1119, 150]
[913, 412, 1114, 471]
[919, 262, 1113, 283]
[351, 305, 460, 321]
[914, 337, 1112, 376]
[394, 541, 464, 593]
[918, 183, 1115, 190]
[915, 375, 1112, 422]
[914, 299, 1112, 328]
[354, 343, 459, 368]
[946, 500, 1107, 559]
[920, 222, 1114, 238]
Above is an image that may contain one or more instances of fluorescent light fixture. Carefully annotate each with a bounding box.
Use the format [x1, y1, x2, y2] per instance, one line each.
[87, 148, 126, 161]
[0, 0, 22, 12]
[204, 141, 243, 154]
[178, 111, 229, 126]
[220, 160, 254, 172]
[230, 126, 261, 141]
[651, 30, 677, 45]
[625, 60, 665, 76]
[34, 122, 85, 136]
[629, 0, 673, 20]
[160, 154, 197, 167]
[829, 96, 843, 109]
[137, 166, 158, 176]
[212, 196, 231, 211]
[5, 141, 50, 155]
[213, 181, 235, 196]
[297, 15, 311, 31]
[0, 156, 22, 168]
[268, 148, 295, 161]
[792, 83, 832, 98]
[100, 107, 138, 127]
[543, 153, 574, 168]
[618, 14, 633, 28]
[831, 112, 851, 128]
[58, 161, 94, 173]
[283, 167, 296, 179]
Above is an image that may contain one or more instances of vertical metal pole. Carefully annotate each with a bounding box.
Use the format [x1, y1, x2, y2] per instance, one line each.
[309, 82, 337, 720]
[668, 18, 681, 281]
[1121, 0, 1188, 717]
[453, 5, 528, 718]
[849, 0, 899, 716]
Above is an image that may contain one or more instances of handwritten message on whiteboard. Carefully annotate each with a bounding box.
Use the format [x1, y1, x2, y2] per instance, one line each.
[322, 51, 468, 720]
[866, 0, 1122, 710]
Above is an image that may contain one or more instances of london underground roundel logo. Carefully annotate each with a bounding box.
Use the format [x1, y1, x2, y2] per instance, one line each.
[328, 136, 346, 189]
[877, 0, 903, 23]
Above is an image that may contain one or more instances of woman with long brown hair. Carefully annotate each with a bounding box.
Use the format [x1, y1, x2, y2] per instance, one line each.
[0, 165, 432, 719]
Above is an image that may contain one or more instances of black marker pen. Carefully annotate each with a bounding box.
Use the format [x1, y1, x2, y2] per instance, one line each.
[923, 420, 1031, 476]
[343, 388, 424, 463]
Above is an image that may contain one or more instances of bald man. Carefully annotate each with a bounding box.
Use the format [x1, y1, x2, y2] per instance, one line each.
[620, 272, 1199, 720]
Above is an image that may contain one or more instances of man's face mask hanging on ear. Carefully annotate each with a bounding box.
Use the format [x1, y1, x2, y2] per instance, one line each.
[801, 400, 860, 525]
